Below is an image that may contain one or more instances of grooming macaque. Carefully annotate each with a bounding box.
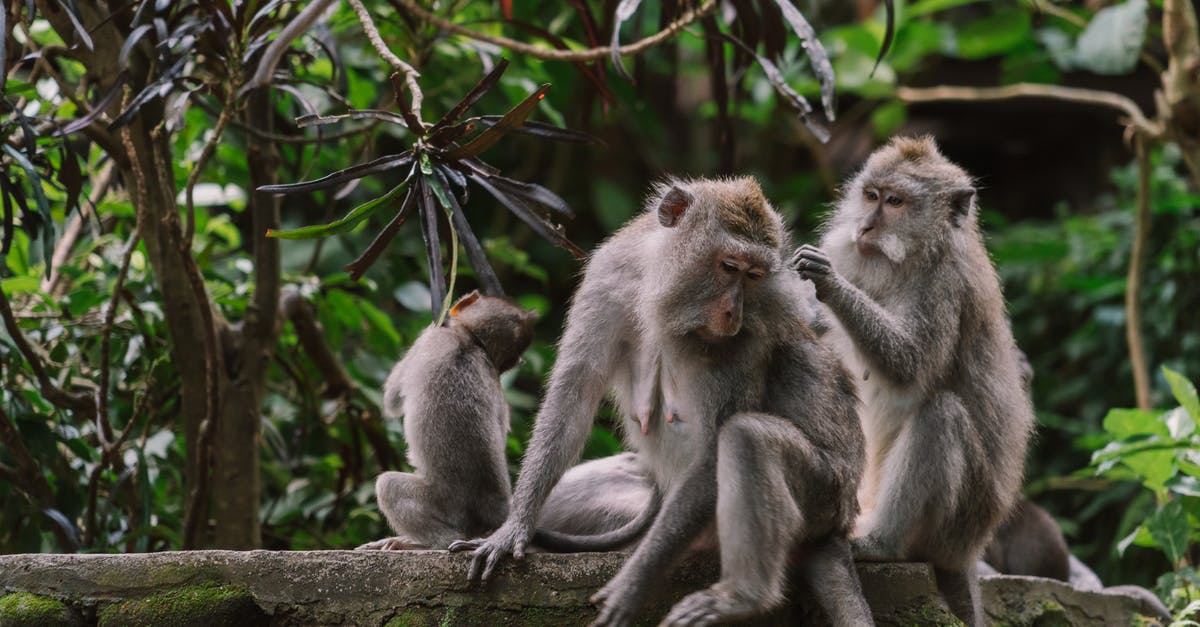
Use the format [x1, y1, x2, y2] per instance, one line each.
[453, 178, 873, 627]
[359, 292, 650, 552]
[792, 136, 1035, 626]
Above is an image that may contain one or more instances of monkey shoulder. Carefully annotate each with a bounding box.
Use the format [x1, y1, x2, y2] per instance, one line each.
[394, 326, 498, 411]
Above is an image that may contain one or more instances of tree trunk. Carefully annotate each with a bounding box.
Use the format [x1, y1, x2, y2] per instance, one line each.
[211, 90, 282, 549]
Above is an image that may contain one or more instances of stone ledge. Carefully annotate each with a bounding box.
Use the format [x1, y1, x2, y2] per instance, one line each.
[0, 550, 1167, 626]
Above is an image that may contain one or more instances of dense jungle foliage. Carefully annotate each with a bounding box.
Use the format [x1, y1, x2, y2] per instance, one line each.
[1, 0, 1198, 618]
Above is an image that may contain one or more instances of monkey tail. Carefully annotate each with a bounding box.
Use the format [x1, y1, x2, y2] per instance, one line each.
[532, 489, 662, 552]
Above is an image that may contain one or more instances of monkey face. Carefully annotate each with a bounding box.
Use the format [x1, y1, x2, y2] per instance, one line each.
[851, 183, 917, 263]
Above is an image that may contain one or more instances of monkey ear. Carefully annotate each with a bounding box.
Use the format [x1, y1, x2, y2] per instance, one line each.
[449, 290, 481, 317]
[949, 187, 976, 227]
[657, 187, 693, 227]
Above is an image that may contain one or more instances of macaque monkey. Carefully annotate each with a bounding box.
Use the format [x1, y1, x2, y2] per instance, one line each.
[359, 291, 651, 551]
[454, 178, 874, 627]
[792, 136, 1035, 626]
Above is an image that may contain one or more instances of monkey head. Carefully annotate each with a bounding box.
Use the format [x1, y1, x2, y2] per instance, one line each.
[832, 136, 976, 266]
[647, 177, 786, 345]
[448, 291, 538, 372]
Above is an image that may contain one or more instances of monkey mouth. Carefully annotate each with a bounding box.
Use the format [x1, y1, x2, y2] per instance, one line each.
[693, 326, 738, 344]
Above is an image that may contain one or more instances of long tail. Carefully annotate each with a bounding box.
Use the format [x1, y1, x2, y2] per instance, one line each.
[532, 489, 661, 552]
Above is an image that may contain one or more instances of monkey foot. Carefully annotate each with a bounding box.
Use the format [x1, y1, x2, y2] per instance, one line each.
[588, 579, 643, 627]
[447, 538, 482, 552]
[660, 587, 755, 627]
[355, 536, 419, 551]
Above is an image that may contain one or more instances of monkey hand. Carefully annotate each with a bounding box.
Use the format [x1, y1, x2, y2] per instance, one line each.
[790, 244, 834, 282]
[451, 520, 531, 584]
[589, 572, 645, 627]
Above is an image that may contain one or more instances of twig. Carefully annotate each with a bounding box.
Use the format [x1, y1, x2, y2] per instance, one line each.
[0, 288, 95, 412]
[393, 0, 716, 63]
[184, 88, 236, 245]
[897, 83, 1160, 137]
[95, 232, 140, 448]
[347, 0, 424, 120]
[1126, 135, 1153, 410]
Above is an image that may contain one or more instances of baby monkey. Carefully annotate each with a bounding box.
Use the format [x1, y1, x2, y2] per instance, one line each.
[360, 291, 651, 551]
[358, 291, 537, 550]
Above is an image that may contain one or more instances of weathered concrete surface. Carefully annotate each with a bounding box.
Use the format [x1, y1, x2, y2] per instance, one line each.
[0, 550, 1168, 626]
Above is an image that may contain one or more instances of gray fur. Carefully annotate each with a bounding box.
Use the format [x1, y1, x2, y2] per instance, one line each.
[792, 136, 1035, 627]
[460, 177, 873, 627]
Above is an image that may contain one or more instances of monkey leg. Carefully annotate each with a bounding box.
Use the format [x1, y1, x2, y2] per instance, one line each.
[375, 471, 467, 549]
[538, 452, 653, 536]
[797, 536, 874, 625]
[664, 413, 837, 627]
[934, 564, 983, 627]
[853, 393, 970, 562]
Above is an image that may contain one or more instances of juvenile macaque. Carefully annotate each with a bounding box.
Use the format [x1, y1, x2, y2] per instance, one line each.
[359, 292, 650, 551]
[792, 136, 1035, 626]
[455, 178, 874, 626]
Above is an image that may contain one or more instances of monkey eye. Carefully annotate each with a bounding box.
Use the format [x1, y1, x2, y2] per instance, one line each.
[886, 195, 904, 207]
[864, 189, 879, 202]
[720, 260, 740, 274]
[747, 270, 765, 281]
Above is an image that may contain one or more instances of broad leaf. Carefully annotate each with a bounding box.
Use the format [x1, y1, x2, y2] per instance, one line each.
[1164, 366, 1200, 423]
[1146, 500, 1190, 564]
[1103, 408, 1169, 439]
[1074, 0, 1148, 75]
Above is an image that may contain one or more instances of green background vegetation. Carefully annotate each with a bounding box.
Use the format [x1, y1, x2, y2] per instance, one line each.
[1, 0, 1198, 618]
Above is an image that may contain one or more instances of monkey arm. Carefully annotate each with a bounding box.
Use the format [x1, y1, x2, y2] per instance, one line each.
[818, 275, 953, 386]
[459, 271, 634, 582]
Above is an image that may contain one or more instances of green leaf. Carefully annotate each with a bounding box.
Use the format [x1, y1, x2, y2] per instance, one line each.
[1103, 408, 1169, 439]
[1116, 523, 1154, 555]
[267, 182, 407, 240]
[2, 144, 55, 278]
[1124, 448, 1177, 491]
[1164, 366, 1200, 423]
[1146, 500, 1190, 564]
[955, 9, 1031, 59]
[907, 0, 987, 18]
[871, 101, 908, 138]
[1073, 0, 1147, 75]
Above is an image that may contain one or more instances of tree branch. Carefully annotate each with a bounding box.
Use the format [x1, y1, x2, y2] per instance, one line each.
[0, 288, 94, 413]
[280, 286, 354, 398]
[393, 0, 716, 63]
[96, 231, 140, 448]
[896, 83, 1160, 137]
[41, 161, 115, 294]
[347, 0, 424, 121]
[243, 0, 338, 93]
[1126, 135, 1153, 410]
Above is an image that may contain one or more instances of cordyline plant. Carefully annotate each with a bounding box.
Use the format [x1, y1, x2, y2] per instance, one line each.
[260, 59, 588, 322]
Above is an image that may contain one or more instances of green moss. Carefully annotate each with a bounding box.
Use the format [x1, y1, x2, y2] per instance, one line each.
[0, 592, 74, 627]
[98, 582, 266, 627]
[1030, 600, 1070, 627]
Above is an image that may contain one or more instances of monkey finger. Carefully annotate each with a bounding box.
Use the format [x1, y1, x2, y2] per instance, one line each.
[480, 548, 505, 582]
[448, 539, 481, 552]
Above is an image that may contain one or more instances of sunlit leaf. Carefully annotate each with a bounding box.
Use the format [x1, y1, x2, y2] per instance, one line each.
[1164, 367, 1200, 423]
[609, 0, 643, 82]
[772, 0, 836, 120]
[1103, 408, 1169, 439]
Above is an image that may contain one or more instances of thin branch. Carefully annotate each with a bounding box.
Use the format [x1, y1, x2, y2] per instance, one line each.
[95, 232, 140, 448]
[0, 288, 94, 412]
[1126, 135, 1153, 410]
[184, 88, 237, 245]
[347, 0, 424, 120]
[896, 83, 1160, 137]
[393, 0, 717, 63]
[280, 287, 354, 398]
